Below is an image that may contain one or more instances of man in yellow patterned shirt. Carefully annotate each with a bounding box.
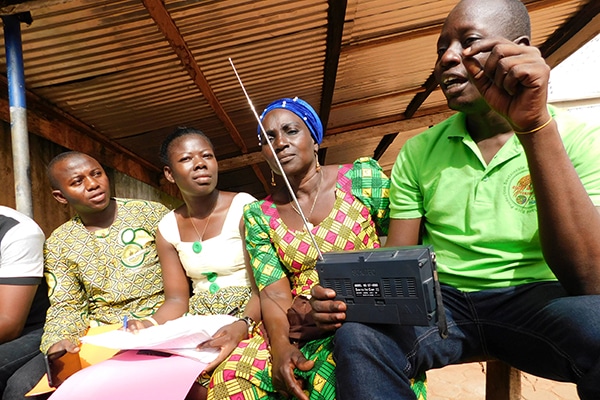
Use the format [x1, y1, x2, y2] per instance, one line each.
[11, 151, 168, 397]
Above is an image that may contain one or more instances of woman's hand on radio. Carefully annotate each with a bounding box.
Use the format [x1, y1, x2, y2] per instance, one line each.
[310, 284, 346, 331]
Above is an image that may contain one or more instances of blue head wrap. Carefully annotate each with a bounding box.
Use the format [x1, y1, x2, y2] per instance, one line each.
[257, 97, 323, 145]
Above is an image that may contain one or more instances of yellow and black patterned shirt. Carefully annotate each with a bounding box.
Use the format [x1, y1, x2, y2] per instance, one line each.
[41, 198, 168, 352]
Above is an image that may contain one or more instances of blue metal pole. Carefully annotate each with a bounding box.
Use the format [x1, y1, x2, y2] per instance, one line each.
[2, 14, 32, 218]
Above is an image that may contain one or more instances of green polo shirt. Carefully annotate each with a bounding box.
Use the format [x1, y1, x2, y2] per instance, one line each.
[390, 106, 600, 291]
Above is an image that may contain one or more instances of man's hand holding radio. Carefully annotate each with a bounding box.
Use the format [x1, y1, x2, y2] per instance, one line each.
[310, 285, 347, 331]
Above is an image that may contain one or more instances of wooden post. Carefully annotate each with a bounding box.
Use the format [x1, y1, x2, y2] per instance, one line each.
[485, 360, 521, 400]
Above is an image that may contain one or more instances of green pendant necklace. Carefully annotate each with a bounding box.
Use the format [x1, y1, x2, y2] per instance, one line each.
[190, 212, 211, 254]
[192, 240, 203, 254]
[189, 194, 218, 254]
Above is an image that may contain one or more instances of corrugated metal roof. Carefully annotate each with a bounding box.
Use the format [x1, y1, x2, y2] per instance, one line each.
[0, 0, 598, 198]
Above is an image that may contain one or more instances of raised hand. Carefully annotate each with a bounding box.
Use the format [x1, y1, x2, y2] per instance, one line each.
[462, 37, 551, 132]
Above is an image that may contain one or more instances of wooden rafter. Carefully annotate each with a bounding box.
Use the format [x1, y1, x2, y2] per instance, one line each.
[0, 75, 180, 197]
[373, 73, 439, 160]
[140, 0, 271, 192]
[318, 0, 346, 166]
[538, 0, 600, 61]
[320, 0, 347, 126]
[140, 0, 246, 152]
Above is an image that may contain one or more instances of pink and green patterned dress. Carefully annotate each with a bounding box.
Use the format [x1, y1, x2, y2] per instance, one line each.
[208, 158, 426, 400]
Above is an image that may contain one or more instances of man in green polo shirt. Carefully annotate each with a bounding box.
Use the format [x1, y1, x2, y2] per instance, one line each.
[388, 104, 597, 292]
[311, 0, 600, 399]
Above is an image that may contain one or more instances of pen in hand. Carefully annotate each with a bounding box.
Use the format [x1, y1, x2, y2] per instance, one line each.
[228, 307, 240, 316]
[122, 315, 128, 330]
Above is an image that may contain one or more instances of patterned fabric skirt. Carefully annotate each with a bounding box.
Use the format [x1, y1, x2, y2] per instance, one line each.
[189, 286, 251, 317]
[208, 332, 427, 400]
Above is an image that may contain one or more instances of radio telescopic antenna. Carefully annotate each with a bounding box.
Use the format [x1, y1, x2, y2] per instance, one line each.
[228, 57, 323, 261]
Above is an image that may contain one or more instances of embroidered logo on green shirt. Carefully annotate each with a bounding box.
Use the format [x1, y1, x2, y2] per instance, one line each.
[504, 167, 537, 213]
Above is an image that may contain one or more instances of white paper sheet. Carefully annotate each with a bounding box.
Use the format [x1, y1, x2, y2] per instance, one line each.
[80, 314, 237, 362]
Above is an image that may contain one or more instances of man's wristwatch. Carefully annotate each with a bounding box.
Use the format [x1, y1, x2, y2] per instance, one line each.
[238, 316, 256, 337]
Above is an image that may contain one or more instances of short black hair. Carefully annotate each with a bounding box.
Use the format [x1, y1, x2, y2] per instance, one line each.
[159, 127, 214, 167]
[47, 151, 90, 189]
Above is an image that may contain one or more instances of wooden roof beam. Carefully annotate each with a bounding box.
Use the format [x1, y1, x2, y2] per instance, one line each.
[371, 73, 439, 160]
[141, 0, 246, 151]
[539, 0, 600, 66]
[318, 0, 346, 166]
[141, 0, 270, 192]
[0, 0, 75, 14]
[320, 0, 346, 125]
[0, 75, 180, 197]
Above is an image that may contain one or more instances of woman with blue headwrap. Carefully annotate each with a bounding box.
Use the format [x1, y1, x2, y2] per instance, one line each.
[208, 97, 426, 400]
